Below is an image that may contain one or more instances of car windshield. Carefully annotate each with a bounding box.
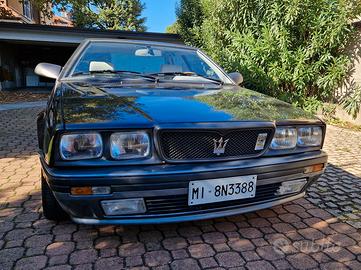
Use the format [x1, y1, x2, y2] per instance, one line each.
[67, 42, 231, 84]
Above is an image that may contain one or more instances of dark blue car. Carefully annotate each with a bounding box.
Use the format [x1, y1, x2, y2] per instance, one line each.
[35, 39, 327, 224]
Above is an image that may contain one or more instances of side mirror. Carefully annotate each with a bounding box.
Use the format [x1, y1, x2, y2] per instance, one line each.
[228, 72, 243, 85]
[35, 63, 62, 79]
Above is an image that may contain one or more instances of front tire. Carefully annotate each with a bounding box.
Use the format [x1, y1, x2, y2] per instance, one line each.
[41, 174, 68, 221]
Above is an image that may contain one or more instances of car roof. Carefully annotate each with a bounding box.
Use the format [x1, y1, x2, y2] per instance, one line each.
[82, 38, 196, 51]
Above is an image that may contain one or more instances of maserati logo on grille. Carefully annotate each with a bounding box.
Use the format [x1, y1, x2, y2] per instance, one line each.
[213, 137, 229, 156]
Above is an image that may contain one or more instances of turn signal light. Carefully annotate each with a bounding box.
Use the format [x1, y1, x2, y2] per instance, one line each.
[304, 164, 325, 174]
[71, 187, 92, 195]
[70, 186, 111, 195]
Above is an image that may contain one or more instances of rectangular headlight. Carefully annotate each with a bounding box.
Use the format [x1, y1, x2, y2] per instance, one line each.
[270, 127, 297, 149]
[297, 126, 323, 147]
[60, 133, 103, 160]
[110, 132, 150, 160]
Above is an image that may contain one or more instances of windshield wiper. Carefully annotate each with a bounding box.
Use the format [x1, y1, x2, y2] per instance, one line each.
[148, 72, 224, 85]
[72, 70, 157, 82]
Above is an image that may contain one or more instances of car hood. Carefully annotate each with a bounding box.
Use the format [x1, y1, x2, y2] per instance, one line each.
[60, 82, 320, 129]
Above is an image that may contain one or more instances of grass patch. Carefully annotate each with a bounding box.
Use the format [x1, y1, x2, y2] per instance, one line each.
[325, 117, 361, 132]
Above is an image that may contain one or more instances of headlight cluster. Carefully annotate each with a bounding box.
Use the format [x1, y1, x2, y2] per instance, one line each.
[59, 132, 150, 161]
[59, 126, 322, 160]
[271, 126, 323, 150]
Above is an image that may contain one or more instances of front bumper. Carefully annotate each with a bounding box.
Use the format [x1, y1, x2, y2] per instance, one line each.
[41, 150, 327, 225]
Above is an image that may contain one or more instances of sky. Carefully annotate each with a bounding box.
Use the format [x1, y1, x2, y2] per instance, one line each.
[141, 0, 178, 33]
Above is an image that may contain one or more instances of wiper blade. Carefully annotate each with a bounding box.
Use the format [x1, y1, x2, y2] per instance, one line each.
[148, 72, 224, 85]
[149, 71, 195, 76]
[72, 70, 157, 81]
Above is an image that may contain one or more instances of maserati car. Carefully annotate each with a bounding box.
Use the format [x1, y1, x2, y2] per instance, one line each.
[35, 38, 327, 224]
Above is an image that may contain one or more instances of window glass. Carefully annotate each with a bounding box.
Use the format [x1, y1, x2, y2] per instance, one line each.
[23, 0, 32, 19]
[69, 42, 228, 83]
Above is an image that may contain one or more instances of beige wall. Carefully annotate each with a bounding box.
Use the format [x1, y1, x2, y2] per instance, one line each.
[335, 106, 361, 125]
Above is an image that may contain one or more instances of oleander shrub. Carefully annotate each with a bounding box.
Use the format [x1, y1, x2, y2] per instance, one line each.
[174, 0, 361, 113]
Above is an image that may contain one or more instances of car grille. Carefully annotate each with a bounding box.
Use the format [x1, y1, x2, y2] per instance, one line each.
[144, 183, 282, 215]
[158, 128, 274, 162]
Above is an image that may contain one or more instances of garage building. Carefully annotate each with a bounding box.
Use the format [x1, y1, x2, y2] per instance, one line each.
[0, 22, 181, 91]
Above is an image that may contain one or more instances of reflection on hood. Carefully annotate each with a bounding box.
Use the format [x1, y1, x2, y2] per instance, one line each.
[195, 88, 315, 121]
[60, 82, 319, 128]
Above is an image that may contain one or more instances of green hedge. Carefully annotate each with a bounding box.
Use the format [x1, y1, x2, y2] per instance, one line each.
[173, 0, 361, 113]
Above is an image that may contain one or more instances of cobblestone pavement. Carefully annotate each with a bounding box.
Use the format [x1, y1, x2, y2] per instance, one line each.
[1, 107, 361, 270]
[0, 101, 47, 112]
[0, 91, 49, 104]
[308, 125, 361, 229]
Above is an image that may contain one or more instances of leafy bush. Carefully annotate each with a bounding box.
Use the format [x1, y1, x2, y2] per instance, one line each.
[342, 82, 361, 119]
[0, 6, 15, 19]
[175, 0, 361, 111]
[294, 96, 323, 114]
[172, 0, 205, 47]
[322, 103, 338, 121]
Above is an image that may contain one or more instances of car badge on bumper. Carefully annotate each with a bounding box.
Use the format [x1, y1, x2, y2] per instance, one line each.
[255, 133, 268, 150]
[213, 137, 229, 156]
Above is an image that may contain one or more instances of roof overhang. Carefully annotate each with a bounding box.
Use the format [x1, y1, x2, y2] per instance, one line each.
[0, 22, 182, 46]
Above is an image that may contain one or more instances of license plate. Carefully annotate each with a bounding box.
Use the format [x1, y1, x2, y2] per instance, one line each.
[188, 175, 257, 206]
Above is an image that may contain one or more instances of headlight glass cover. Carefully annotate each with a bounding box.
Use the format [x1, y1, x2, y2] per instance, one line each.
[110, 132, 150, 160]
[271, 127, 297, 149]
[297, 126, 323, 147]
[60, 133, 103, 160]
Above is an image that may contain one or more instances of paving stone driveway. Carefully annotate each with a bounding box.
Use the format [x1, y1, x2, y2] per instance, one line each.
[1, 107, 361, 270]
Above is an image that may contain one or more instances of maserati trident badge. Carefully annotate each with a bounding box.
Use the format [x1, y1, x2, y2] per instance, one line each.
[213, 137, 229, 156]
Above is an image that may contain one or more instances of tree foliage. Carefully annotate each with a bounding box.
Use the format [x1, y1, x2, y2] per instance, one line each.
[0, 6, 16, 19]
[342, 82, 361, 119]
[71, 0, 146, 31]
[166, 21, 180, 34]
[174, 0, 204, 47]
[33, 0, 146, 31]
[174, 0, 361, 111]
